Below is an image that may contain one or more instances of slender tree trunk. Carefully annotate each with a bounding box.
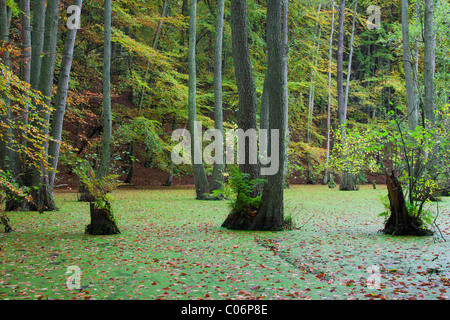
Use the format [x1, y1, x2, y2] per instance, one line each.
[323, 1, 335, 185]
[336, 0, 356, 191]
[86, 0, 120, 236]
[30, 0, 46, 91]
[337, 0, 346, 137]
[188, 0, 209, 199]
[29, 0, 60, 212]
[49, 0, 83, 187]
[344, 0, 357, 111]
[307, 4, 322, 184]
[250, 0, 287, 231]
[423, 0, 436, 126]
[19, 0, 31, 84]
[230, 0, 259, 193]
[97, 0, 112, 179]
[208, 0, 225, 194]
[402, 0, 419, 131]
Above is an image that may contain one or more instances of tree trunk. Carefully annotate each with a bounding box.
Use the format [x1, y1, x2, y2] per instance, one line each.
[97, 0, 112, 179]
[336, 0, 356, 191]
[423, 0, 436, 126]
[29, 0, 60, 211]
[344, 0, 357, 111]
[208, 0, 225, 194]
[323, 1, 335, 185]
[85, 202, 120, 235]
[19, 0, 31, 84]
[30, 0, 46, 91]
[230, 0, 260, 195]
[382, 171, 432, 236]
[250, 0, 287, 231]
[401, 0, 419, 131]
[188, 0, 209, 199]
[49, 0, 83, 187]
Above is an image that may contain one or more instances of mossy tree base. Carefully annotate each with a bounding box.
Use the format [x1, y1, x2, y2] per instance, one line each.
[381, 171, 433, 236]
[85, 202, 120, 235]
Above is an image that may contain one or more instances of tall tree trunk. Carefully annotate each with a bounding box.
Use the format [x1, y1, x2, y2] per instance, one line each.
[0, 0, 18, 180]
[86, 0, 120, 236]
[336, 0, 356, 191]
[250, 0, 287, 231]
[306, 4, 322, 184]
[423, 0, 435, 126]
[97, 0, 112, 179]
[323, 1, 335, 185]
[230, 0, 259, 193]
[49, 0, 83, 187]
[30, 0, 46, 91]
[188, 0, 209, 199]
[344, 0, 357, 111]
[222, 0, 263, 229]
[19, 0, 31, 84]
[29, 0, 60, 212]
[401, 0, 419, 131]
[208, 0, 225, 194]
[336, 0, 346, 138]
[281, 0, 289, 188]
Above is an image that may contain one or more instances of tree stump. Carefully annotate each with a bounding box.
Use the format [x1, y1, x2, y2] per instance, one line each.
[85, 202, 120, 235]
[382, 171, 432, 236]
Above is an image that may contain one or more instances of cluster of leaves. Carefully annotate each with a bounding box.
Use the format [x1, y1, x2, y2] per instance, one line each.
[213, 165, 266, 215]
[73, 160, 122, 209]
[0, 169, 32, 233]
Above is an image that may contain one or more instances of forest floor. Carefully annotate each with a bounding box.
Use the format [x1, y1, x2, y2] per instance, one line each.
[1, 185, 450, 300]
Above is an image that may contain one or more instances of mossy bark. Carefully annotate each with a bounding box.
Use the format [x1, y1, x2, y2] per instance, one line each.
[382, 171, 433, 236]
[85, 202, 120, 235]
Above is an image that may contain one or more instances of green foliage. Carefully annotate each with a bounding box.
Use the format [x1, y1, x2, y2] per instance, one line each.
[73, 160, 122, 209]
[214, 165, 266, 215]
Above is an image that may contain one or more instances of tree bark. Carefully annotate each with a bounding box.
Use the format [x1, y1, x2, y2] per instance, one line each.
[323, 1, 335, 185]
[336, 0, 356, 191]
[188, 0, 209, 199]
[208, 0, 225, 194]
[97, 0, 112, 179]
[19, 0, 31, 84]
[250, 0, 287, 231]
[382, 171, 432, 236]
[230, 0, 260, 195]
[85, 202, 120, 235]
[423, 0, 436, 126]
[49, 0, 83, 187]
[30, 0, 46, 91]
[401, 0, 419, 131]
[344, 0, 357, 111]
[29, 0, 60, 211]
